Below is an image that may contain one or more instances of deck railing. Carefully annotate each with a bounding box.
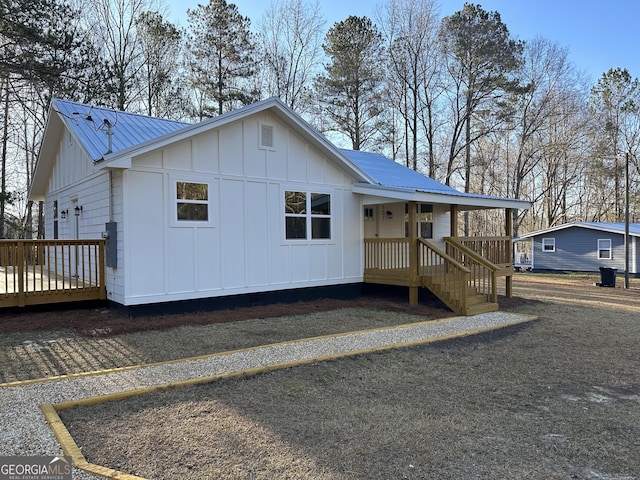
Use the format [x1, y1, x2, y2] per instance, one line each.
[444, 237, 498, 303]
[0, 239, 106, 308]
[364, 237, 471, 313]
[363, 238, 411, 272]
[448, 236, 512, 266]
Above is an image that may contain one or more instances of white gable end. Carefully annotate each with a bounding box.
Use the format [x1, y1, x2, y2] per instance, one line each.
[121, 110, 361, 305]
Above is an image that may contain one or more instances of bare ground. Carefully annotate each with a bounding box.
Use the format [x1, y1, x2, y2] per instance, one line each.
[0, 287, 527, 384]
[52, 274, 640, 480]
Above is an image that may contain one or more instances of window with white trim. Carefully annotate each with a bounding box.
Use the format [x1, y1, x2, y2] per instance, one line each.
[598, 239, 612, 259]
[284, 191, 331, 240]
[176, 181, 209, 222]
[364, 207, 374, 221]
[404, 203, 433, 239]
[542, 238, 555, 252]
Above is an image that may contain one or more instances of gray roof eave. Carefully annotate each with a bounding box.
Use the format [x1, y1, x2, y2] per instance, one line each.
[515, 222, 640, 240]
[353, 183, 531, 210]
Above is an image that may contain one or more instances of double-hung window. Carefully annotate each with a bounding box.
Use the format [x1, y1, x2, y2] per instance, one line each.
[542, 238, 555, 252]
[284, 191, 331, 240]
[598, 239, 612, 259]
[176, 181, 209, 222]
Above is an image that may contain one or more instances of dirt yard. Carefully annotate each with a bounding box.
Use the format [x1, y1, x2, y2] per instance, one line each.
[0, 285, 529, 384]
[50, 274, 640, 479]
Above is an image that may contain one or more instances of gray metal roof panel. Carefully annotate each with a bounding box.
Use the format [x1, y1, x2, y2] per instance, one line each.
[52, 99, 188, 161]
[580, 222, 640, 235]
[341, 149, 529, 206]
[340, 149, 459, 194]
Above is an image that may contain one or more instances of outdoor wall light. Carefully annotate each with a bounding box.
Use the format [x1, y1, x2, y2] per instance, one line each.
[74, 205, 83, 216]
[60, 209, 68, 219]
[386, 210, 393, 219]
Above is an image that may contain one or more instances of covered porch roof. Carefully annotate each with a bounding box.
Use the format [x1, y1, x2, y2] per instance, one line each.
[342, 150, 530, 211]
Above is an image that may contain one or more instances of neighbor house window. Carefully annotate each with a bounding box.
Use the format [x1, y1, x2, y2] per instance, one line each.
[404, 203, 433, 239]
[542, 238, 555, 252]
[598, 239, 612, 259]
[176, 182, 208, 221]
[284, 191, 331, 240]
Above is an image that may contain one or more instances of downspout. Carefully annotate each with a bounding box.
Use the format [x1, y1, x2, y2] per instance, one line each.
[109, 170, 114, 222]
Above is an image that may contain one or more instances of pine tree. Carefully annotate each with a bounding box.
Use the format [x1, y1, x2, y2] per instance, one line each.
[589, 68, 640, 221]
[316, 16, 385, 150]
[187, 0, 256, 117]
[439, 3, 524, 189]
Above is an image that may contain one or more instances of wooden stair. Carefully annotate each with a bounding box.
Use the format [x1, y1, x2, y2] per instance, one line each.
[363, 237, 505, 317]
[421, 275, 498, 316]
[464, 288, 499, 315]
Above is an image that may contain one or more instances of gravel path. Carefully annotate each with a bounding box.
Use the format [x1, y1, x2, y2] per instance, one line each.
[0, 311, 534, 480]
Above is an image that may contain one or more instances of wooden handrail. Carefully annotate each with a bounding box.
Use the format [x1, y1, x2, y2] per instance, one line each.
[417, 238, 470, 273]
[448, 236, 512, 265]
[444, 237, 499, 271]
[444, 237, 497, 304]
[417, 238, 470, 314]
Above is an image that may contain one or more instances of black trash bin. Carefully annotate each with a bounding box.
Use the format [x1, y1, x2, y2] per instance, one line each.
[598, 267, 617, 287]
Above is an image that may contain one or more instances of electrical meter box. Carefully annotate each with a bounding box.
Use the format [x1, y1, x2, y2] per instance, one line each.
[105, 221, 117, 268]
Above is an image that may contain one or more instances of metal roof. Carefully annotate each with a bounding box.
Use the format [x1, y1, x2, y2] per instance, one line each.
[52, 99, 188, 161]
[341, 149, 529, 209]
[515, 222, 640, 241]
[340, 149, 459, 194]
[32, 98, 529, 211]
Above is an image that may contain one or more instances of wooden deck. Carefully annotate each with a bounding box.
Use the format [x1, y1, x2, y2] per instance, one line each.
[0, 235, 510, 313]
[364, 236, 513, 315]
[0, 240, 106, 308]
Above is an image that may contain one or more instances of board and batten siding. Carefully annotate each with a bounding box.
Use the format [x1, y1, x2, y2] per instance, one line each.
[122, 111, 362, 306]
[532, 226, 634, 273]
[363, 203, 450, 250]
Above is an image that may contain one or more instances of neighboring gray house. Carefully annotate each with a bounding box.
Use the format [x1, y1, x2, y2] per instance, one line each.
[514, 222, 640, 275]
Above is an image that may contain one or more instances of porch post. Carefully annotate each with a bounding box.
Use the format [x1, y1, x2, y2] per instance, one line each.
[17, 241, 25, 307]
[505, 208, 513, 298]
[408, 201, 419, 305]
[450, 205, 459, 237]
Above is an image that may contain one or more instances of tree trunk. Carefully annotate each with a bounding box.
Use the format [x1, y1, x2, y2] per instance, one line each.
[463, 91, 472, 236]
[1, 78, 9, 239]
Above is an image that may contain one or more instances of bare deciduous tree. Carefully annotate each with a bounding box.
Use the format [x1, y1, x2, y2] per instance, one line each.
[259, 0, 324, 114]
[378, 0, 442, 174]
[82, 0, 151, 110]
[136, 11, 183, 117]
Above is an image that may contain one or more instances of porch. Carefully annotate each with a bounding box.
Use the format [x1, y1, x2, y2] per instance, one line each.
[363, 236, 512, 315]
[363, 205, 515, 316]
[0, 240, 106, 308]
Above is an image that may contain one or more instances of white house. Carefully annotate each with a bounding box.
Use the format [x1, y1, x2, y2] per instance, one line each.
[29, 97, 529, 314]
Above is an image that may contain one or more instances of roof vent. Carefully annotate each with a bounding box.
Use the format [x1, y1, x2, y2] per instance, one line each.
[260, 123, 275, 150]
[103, 119, 113, 154]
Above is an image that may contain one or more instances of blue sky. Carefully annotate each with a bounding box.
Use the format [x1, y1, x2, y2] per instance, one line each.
[167, 0, 640, 83]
